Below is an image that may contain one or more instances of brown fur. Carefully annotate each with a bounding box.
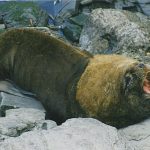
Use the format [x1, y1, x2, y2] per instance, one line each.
[77, 55, 150, 128]
[0, 29, 90, 123]
[0, 29, 150, 128]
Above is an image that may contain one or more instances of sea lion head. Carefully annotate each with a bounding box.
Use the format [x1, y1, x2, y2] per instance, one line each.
[76, 55, 150, 128]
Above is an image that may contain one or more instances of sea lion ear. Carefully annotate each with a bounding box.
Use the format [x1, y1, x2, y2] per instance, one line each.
[123, 72, 134, 95]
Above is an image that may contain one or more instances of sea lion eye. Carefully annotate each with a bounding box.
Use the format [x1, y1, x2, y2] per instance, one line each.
[137, 63, 145, 68]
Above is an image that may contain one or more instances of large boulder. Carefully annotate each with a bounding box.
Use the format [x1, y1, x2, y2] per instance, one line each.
[0, 117, 150, 150]
[0, 118, 125, 150]
[79, 8, 150, 61]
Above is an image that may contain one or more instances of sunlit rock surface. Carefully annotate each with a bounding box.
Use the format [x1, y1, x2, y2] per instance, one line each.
[79, 8, 150, 61]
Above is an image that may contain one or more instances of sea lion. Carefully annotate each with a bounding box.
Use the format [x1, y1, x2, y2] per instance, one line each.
[0, 29, 150, 128]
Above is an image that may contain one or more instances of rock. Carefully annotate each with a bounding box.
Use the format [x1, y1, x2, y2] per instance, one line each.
[0, 108, 45, 138]
[20, 8, 37, 26]
[138, 0, 150, 16]
[0, 24, 5, 30]
[0, 118, 125, 150]
[0, 92, 45, 116]
[79, 0, 150, 16]
[62, 21, 82, 42]
[115, 0, 150, 16]
[0, 1, 49, 28]
[0, 116, 150, 149]
[115, 0, 140, 13]
[0, 80, 45, 116]
[0, 13, 3, 24]
[80, 0, 114, 12]
[69, 13, 88, 27]
[119, 118, 150, 150]
[79, 8, 150, 60]
[0, 24, 5, 34]
[56, 12, 88, 42]
[0, 79, 57, 142]
[80, 0, 93, 5]
[60, 13, 89, 42]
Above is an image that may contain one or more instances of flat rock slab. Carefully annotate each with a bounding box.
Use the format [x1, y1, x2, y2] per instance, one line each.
[0, 80, 45, 116]
[0, 92, 45, 114]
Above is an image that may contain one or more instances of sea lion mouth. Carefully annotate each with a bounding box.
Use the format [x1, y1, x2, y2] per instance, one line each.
[143, 71, 150, 94]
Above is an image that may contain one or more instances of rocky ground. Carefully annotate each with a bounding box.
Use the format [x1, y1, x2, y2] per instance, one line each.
[0, 0, 150, 150]
[0, 83, 150, 150]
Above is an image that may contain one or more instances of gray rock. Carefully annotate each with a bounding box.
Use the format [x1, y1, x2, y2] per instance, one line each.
[0, 80, 45, 117]
[62, 21, 82, 42]
[80, 0, 150, 18]
[54, 0, 78, 17]
[79, 8, 150, 60]
[0, 80, 57, 141]
[119, 118, 150, 150]
[0, 108, 46, 138]
[115, 0, 140, 12]
[137, 0, 150, 16]
[0, 118, 125, 150]
[80, 0, 114, 12]
[0, 117, 150, 149]
[0, 24, 5, 30]
[56, 12, 88, 42]
[80, 0, 93, 5]
[0, 14, 3, 24]
[115, 0, 150, 16]
[69, 13, 88, 27]
[0, 92, 45, 116]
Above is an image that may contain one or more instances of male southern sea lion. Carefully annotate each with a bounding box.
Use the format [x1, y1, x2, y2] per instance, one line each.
[0, 29, 150, 128]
